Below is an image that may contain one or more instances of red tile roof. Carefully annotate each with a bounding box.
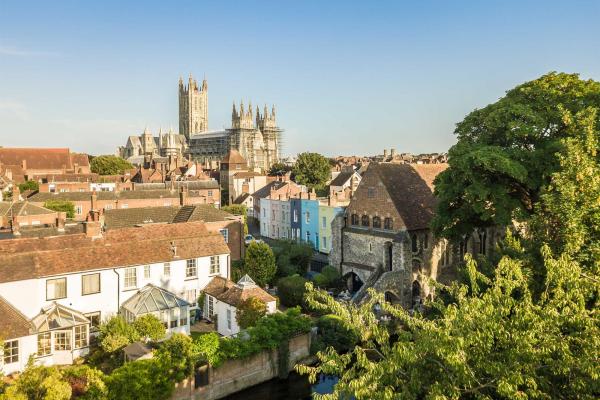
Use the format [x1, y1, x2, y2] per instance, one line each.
[203, 276, 276, 307]
[0, 148, 75, 170]
[0, 296, 33, 339]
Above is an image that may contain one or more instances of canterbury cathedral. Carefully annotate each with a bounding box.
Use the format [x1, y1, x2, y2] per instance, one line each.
[118, 75, 282, 171]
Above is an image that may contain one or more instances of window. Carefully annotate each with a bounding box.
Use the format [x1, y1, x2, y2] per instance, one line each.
[384, 217, 393, 230]
[54, 331, 71, 351]
[185, 289, 197, 306]
[37, 332, 51, 357]
[124, 267, 137, 289]
[305, 211, 310, 223]
[144, 265, 151, 279]
[263, 208, 266, 217]
[372, 216, 381, 229]
[121, 203, 128, 209]
[272, 209, 275, 219]
[306, 231, 310, 242]
[367, 187, 376, 198]
[423, 234, 429, 249]
[170, 309, 178, 328]
[361, 215, 369, 227]
[369, 243, 373, 252]
[82, 273, 100, 295]
[411, 234, 418, 253]
[74, 325, 88, 348]
[227, 309, 232, 330]
[75, 205, 83, 215]
[219, 228, 229, 243]
[351, 214, 359, 225]
[164, 263, 171, 277]
[323, 236, 327, 250]
[210, 256, 220, 275]
[47, 278, 67, 300]
[207, 296, 214, 317]
[3, 340, 18, 364]
[478, 231, 487, 255]
[85, 312, 101, 331]
[208, 190, 213, 197]
[186, 259, 197, 278]
[180, 308, 188, 327]
[293, 209, 298, 222]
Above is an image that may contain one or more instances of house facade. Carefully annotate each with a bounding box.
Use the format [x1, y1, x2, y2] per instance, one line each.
[0, 221, 229, 375]
[290, 193, 320, 250]
[318, 204, 345, 254]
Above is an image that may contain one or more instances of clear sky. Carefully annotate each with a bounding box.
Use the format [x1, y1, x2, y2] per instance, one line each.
[0, 1, 599, 157]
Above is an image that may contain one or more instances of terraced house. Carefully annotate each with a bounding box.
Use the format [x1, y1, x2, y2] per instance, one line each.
[0, 221, 229, 375]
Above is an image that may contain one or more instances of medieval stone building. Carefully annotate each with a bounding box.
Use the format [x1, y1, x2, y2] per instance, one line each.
[118, 75, 282, 172]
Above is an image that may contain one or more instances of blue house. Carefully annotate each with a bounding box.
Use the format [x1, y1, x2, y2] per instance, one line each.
[290, 192, 320, 250]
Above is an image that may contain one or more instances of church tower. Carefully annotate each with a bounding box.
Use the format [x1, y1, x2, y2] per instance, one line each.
[257, 105, 282, 167]
[179, 74, 208, 139]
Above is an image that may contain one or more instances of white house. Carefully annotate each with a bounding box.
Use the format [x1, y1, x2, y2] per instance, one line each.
[0, 220, 230, 375]
[202, 275, 277, 337]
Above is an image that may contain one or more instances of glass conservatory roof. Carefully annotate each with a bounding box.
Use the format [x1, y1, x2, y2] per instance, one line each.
[31, 302, 90, 332]
[121, 284, 190, 316]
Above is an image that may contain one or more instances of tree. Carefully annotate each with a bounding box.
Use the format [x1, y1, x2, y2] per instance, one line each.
[432, 72, 600, 240]
[156, 333, 195, 382]
[292, 152, 331, 190]
[133, 314, 166, 342]
[43, 200, 76, 218]
[0, 361, 72, 400]
[61, 365, 107, 400]
[277, 275, 308, 308]
[98, 315, 140, 353]
[244, 241, 277, 287]
[18, 180, 39, 193]
[221, 204, 249, 235]
[90, 155, 133, 175]
[314, 314, 359, 352]
[236, 297, 267, 329]
[105, 359, 173, 400]
[313, 265, 341, 288]
[268, 162, 292, 176]
[297, 249, 600, 400]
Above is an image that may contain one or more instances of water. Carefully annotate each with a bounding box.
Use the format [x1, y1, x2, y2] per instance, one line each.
[222, 373, 338, 400]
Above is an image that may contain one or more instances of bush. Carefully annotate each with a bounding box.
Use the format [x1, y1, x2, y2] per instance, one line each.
[105, 359, 173, 400]
[236, 297, 267, 329]
[90, 155, 133, 175]
[192, 332, 224, 366]
[316, 314, 359, 352]
[277, 275, 309, 308]
[133, 314, 166, 342]
[43, 200, 76, 218]
[244, 242, 277, 286]
[18, 180, 39, 193]
[312, 265, 341, 288]
[61, 365, 107, 399]
[99, 316, 140, 353]
[156, 334, 194, 381]
[272, 240, 314, 277]
[0, 361, 71, 400]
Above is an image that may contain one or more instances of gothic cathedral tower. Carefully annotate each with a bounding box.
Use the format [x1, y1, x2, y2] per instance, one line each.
[179, 74, 208, 139]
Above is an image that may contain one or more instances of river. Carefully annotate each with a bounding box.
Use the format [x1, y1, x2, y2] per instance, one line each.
[222, 373, 339, 400]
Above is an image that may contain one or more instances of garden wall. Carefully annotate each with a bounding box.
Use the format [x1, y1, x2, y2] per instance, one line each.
[171, 332, 311, 400]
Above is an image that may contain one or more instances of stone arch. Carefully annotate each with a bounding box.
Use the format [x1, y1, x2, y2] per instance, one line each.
[411, 280, 422, 306]
[343, 271, 364, 293]
[384, 291, 401, 305]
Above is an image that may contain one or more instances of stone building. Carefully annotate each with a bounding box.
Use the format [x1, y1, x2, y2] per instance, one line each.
[179, 75, 208, 138]
[118, 128, 187, 162]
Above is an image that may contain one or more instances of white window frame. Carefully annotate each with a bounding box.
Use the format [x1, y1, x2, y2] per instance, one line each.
[81, 273, 100, 295]
[144, 265, 151, 279]
[3, 339, 19, 364]
[186, 259, 197, 278]
[46, 277, 67, 300]
[227, 309, 232, 330]
[164, 262, 171, 277]
[124, 267, 137, 289]
[74, 325, 88, 348]
[219, 228, 229, 243]
[37, 332, 51, 357]
[210, 256, 220, 275]
[54, 331, 71, 351]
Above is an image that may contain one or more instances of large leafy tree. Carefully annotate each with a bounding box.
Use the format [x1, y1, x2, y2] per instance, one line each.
[90, 155, 133, 175]
[243, 241, 277, 287]
[292, 152, 331, 190]
[236, 297, 267, 329]
[432, 72, 600, 240]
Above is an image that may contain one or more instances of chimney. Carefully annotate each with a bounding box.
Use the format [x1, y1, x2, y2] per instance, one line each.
[56, 212, 66, 232]
[309, 189, 316, 200]
[11, 185, 20, 203]
[179, 186, 188, 206]
[84, 221, 102, 239]
[21, 159, 27, 171]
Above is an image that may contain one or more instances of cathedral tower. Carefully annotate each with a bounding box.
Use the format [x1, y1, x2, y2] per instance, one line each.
[257, 105, 282, 167]
[179, 74, 208, 139]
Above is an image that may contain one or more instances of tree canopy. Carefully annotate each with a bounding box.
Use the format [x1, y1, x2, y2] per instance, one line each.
[268, 162, 293, 176]
[292, 152, 331, 190]
[43, 200, 76, 218]
[243, 241, 277, 287]
[236, 297, 267, 329]
[90, 155, 133, 175]
[432, 72, 600, 240]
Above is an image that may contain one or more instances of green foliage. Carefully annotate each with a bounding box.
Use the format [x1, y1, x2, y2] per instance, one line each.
[312, 265, 341, 288]
[61, 365, 107, 400]
[315, 314, 359, 352]
[43, 200, 75, 219]
[156, 334, 195, 382]
[192, 332, 224, 366]
[292, 152, 331, 190]
[0, 360, 72, 400]
[221, 204, 248, 235]
[231, 259, 246, 282]
[272, 240, 314, 277]
[18, 180, 39, 192]
[98, 315, 140, 353]
[244, 241, 277, 286]
[132, 314, 166, 342]
[90, 155, 133, 175]
[105, 359, 173, 400]
[268, 162, 292, 176]
[432, 72, 600, 240]
[235, 297, 267, 329]
[277, 275, 309, 308]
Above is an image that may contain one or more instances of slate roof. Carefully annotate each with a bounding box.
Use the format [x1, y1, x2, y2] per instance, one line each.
[103, 205, 236, 230]
[372, 163, 447, 231]
[330, 170, 354, 187]
[0, 222, 230, 283]
[0, 295, 34, 340]
[203, 275, 276, 307]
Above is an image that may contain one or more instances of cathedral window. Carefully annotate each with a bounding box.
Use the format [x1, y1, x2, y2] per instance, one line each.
[384, 217, 393, 230]
[361, 215, 370, 227]
[372, 216, 381, 229]
[350, 214, 359, 225]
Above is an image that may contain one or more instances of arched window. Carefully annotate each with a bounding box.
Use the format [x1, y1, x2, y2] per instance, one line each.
[411, 234, 418, 253]
[372, 216, 381, 229]
[350, 214, 359, 225]
[423, 233, 429, 249]
[478, 231, 487, 255]
[384, 217, 393, 230]
[361, 215, 370, 227]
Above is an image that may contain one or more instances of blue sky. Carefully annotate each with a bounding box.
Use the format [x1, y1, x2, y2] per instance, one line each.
[0, 1, 598, 156]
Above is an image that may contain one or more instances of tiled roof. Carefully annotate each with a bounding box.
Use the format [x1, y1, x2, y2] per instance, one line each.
[252, 181, 290, 200]
[103, 205, 235, 230]
[0, 201, 57, 217]
[373, 163, 448, 231]
[330, 171, 354, 187]
[233, 171, 262, 179]
[221, 150, 247, 165]
[134, 181, 219, 190]
[0, 296, 34, 340]
[0, 222, 229, 283]
[233, 193, 250, 204]
[203, 275, 276, 308]
[0, 148, 76, 170]
[28, 189, 210, 203]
